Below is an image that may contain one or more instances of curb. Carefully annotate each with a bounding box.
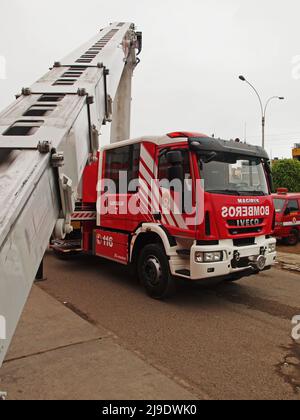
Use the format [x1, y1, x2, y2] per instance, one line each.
[276, 252, 300, 274]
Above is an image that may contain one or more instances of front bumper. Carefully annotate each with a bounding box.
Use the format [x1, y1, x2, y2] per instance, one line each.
[190, 236, 276, 280]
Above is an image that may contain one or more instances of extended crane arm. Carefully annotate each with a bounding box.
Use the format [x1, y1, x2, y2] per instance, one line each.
[0, 22, 141, 365]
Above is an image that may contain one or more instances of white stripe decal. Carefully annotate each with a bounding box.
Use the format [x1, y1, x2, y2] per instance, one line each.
[140, 162, 154, 189]
[138, 196, 153, 222]
[139, 182, 160, 220]
[140, 145, 187, 230]
[72, 212, 97, 220]
[140, 165, 183, 228]
[139, 169, 160, 213]
[138, 198, 152, 221]
[138, 186, 152, 211]
[141, 145, 155, 175]
[159, 187, 187, 229]
[282, 221, 300, 226]
[139, 167, 177, 226]
[139, 179, 170, 225]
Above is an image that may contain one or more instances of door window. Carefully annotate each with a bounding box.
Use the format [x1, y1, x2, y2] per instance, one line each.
[158, 150, 193, 214]
[104, 144, 140, 193]
[158, 150, 191, 182]
[287, 200, 299, 213]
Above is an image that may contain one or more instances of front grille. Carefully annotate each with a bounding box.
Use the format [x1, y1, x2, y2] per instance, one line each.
[227, 219, 264, 226]
[197, 240, 219, 246]
[233, 238, 256, 247]
[229, 227, 262, 235]
[227, 218, 265, 236]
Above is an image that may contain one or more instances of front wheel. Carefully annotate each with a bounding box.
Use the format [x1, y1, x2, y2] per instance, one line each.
[137, 244, 176, 299]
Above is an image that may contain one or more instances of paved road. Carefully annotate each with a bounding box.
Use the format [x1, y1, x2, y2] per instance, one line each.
[40, 251, 300, 400]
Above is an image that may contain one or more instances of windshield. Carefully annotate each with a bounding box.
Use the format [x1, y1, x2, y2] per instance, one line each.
[273, 198, 286, 213]
[199, 154, 269, 196]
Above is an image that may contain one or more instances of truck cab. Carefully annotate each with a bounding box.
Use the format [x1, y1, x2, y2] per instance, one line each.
[273, 189, 300, 245]
[54, 132, 277, 298]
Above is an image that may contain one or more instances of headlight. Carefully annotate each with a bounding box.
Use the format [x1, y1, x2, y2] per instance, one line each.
[195, 251, 223, 263]
[195, 252, 204, 263]
[268, 243, 276, 253]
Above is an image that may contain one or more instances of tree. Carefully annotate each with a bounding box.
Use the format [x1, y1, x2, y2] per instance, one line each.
[272, 159, 300, 193]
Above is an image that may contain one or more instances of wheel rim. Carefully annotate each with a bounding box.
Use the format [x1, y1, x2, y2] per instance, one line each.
[288, 233, 298, 245]
[142, 255, 163, 287]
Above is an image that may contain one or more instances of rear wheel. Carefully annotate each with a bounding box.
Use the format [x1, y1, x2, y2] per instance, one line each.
[137, 244, 175, 299]
[285, 229, 299, 246]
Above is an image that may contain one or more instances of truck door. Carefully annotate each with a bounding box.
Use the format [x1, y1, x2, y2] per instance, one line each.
[157, 148, 197, 238]
[100, 144, 141, 232]
[285, 199, 300, 230]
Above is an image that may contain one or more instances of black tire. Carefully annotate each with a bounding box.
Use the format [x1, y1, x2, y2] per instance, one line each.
[137, 244, 176, 299]
[285, 229, 299, 246]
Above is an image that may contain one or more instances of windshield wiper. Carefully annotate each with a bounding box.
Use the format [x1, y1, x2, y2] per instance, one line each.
[239, 190, 266, 196]
[206, 189, 241, 196]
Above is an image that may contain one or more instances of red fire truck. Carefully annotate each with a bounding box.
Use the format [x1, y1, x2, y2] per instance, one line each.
[52, 132, 277, 298]
[0, 22, 277, 365]
[273, 188, 300, 245]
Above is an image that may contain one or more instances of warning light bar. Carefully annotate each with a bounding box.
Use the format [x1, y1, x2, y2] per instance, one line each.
[167, 131, 209, 139]
[276, 188, 289, 195]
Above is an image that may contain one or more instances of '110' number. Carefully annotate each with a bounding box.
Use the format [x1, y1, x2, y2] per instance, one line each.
[97, 235, 113, 248]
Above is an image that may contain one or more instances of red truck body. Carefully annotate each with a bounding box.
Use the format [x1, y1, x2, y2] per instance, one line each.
[53, 132, 277, 298]
[273, 189, 300, 245]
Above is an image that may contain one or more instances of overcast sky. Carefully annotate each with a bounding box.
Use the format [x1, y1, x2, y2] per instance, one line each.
[0, 0, 299, 158]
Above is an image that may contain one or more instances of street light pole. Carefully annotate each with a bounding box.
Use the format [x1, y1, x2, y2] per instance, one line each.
[262, 115, 265, 150]
[239, 75, 284, 150]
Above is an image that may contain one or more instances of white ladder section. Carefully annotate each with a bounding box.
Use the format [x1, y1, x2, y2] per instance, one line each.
[0, 22, 141, 365]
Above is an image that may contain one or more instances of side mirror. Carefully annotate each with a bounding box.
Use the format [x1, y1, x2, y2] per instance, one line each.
[166, 151, 184, 182]
[166, 151, 183, 165]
